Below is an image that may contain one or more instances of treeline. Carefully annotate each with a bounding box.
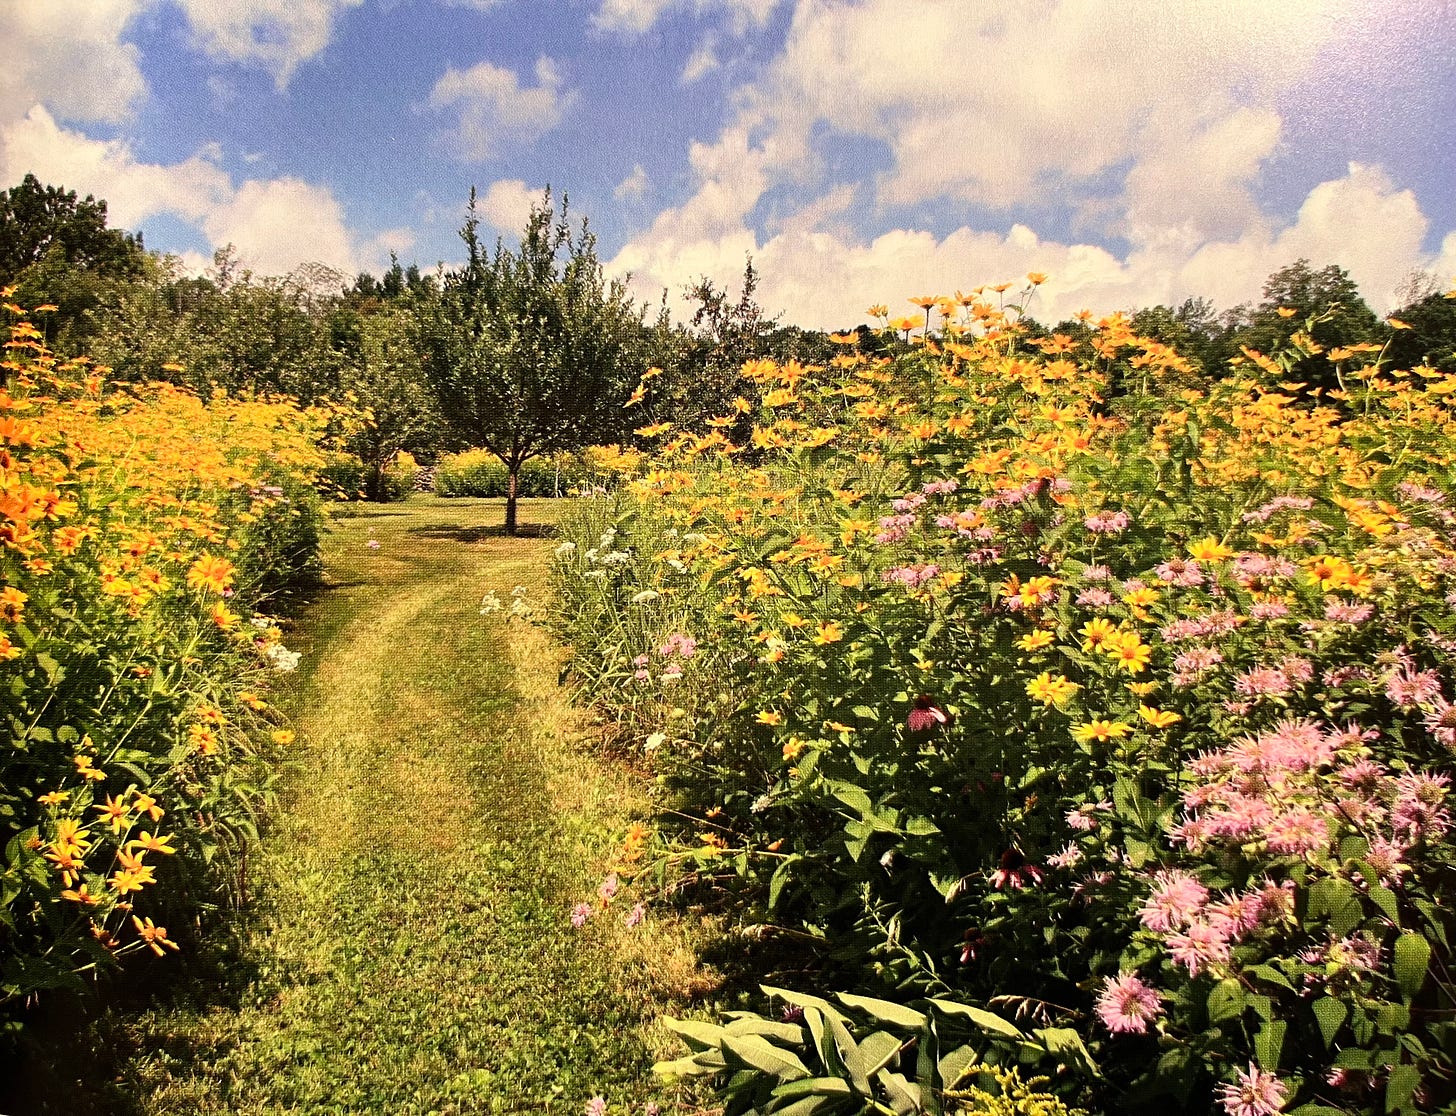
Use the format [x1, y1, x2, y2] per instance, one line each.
[5, 172, 1456, 506]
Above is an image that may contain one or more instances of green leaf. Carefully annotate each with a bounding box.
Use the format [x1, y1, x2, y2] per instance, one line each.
[1384, 1063, 1420, 1113]
[653, 1051, 726, 1079]
[1394, 934, 1431, 1000]
[929, 999, 1024, 1040]
[937, 1044, 980, 1090]
[770, 1077, 854, 1100]
[721, 1034, 811, 1081]
[836, 992, 926, 1031]
[768, 855, 800, 910]
[662, 1016, 725, 1051]
[725, 1018, 807, 1044]
[1312, 997, 1347, 1048]
[1207, 978, 1245, 1024]
[1245, 964, 1295, 992]
[1254, 1020, 1286, 1072]
[769, 1096, 841, 1116]
[876, 1069, 920, 1115]
[857, 1031, 903, 1075]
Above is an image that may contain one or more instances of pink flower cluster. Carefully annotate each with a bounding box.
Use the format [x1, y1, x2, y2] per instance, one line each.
[1085, 509, 1131, 534]
[1160, 609, 1243, 643]
[1154, 557, 1205, 587]
[1138, 870, 1294, 976]
[882, 563, 941, 588]
[1171, 718, 1450, 880]
[1095, 972, 1162, 1033]
[1242, 494, 1314, 523]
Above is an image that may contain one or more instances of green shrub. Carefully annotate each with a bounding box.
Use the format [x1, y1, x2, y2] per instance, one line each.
[434, 448, 600, 498]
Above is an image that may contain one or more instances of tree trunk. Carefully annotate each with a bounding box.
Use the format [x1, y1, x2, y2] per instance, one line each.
[504, 463, 519, 535]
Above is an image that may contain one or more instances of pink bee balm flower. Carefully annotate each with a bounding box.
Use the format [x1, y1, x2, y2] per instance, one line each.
[585, 1096, 608, 1116]
[1139, 870, 1209, 933]
[1217, 1062, 1288, 1116]
[1095, 972, 1162, 1034]
[1165, 919, 1232, 976]
[570, 902, 592, 927]
[598, 873, 620, 903]
[625, 902, 646, 928]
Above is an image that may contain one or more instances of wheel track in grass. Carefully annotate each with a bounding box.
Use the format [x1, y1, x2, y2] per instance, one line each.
[54, 497, 705, 1116]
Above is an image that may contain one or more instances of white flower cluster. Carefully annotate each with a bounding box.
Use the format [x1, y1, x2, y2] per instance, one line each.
[262, 643, 301, 672]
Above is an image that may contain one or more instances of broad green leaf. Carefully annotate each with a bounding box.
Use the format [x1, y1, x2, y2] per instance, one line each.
[1207, 978, 1245, 1024]
[857, 1030, 903, 1074]
[721, 1033, 811, 1081]
[938, 1043, 980, 1090]
[725, 1018, 808, 1044]
[1254, 1020, 1286, 1071]
[662, 1016, 726, 1051]
[653, 1051, 726, 1079]
[1394, 934, 1431, 1000]
[1312, 997, 1347, 1048]
[1385, 1063, 1420, 1113]
[770, 1076, 855, 1100]
[769, 1096, 841, 1116]
[836, 992, 926, 1030]
[768, 855, 801, 909]
[929, 999, 1024, 1040]
[876, 1069, 920, 1115]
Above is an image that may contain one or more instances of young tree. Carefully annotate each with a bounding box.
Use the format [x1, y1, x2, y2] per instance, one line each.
[421, 188, 646, 534]
[1224, 260, 1381, 393]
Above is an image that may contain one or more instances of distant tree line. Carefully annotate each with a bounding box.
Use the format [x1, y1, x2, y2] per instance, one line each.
[3, 171, 1454, 528]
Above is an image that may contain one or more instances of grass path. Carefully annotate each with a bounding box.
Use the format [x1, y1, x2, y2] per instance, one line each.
[85, 497, 705, 1115]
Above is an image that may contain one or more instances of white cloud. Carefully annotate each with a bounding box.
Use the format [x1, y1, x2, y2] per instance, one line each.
[611, 163, 1453, 330]
[746, 0, 1359, 214]
[477, 178, 541, 232]
[0, 0, 149, 126]
[440, 0, 506, 8]
[613, 164, 650, 203]
[681, 41, 720, 84]
[428, 57, 576, 162]
[0, 106, 394, 278]
[594, 0, 782, 34]
[171, 0, 365, 88]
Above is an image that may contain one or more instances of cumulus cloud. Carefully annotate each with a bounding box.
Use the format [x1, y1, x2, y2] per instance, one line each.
[0, 0, 149, 126]
[429, 57, 576, 162]
[611, 162, 1452, 330]
[477, 178, 541, 232]
[0, 106, 394, 278]
[681, 41, 720, 84]
[605, 0, 1456, 328]
[171, 0, 365, 88]
[594, 0, 782, 34]
[613, 164, 650, 203]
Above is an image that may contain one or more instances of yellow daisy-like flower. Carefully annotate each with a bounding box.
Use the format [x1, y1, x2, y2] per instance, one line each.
[1138, 705, 1182, 729]
[1072, 719, 1133, 744]
[1188, 536, 1234, 563]
[1111, 636, 1153, 675]
[1026, 671, 1079, 706]
[812, 621, 845, 645]
[1016, 630, 1055, 653]
[1079, 617, 1118, 652]
[756, 710, 783, 726]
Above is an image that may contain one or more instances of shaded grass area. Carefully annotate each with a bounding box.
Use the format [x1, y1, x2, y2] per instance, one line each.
[4, 497, 711, 1115]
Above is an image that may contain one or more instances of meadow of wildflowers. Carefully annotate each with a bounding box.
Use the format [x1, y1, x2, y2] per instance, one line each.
[0, 300, 324, 1008]
[552, 280, 1456, 1114]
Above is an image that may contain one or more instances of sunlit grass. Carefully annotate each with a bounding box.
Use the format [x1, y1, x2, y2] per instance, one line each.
[15, 495, 713, 1114]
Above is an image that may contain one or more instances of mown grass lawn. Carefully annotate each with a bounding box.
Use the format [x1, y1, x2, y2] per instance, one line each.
[8, 496, 710, 1116]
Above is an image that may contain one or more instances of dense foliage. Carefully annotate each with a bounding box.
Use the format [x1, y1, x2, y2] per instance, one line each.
[0, 301, 324, 1010]
[552, 281, 1456, 1115]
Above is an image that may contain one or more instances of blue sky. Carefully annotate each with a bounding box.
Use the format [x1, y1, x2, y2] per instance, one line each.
[2, 0, 1454, 328]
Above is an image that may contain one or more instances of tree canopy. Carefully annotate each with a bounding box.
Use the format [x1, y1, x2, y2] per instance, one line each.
[420, 188, 647, 532]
